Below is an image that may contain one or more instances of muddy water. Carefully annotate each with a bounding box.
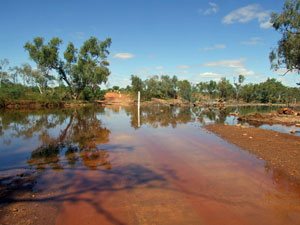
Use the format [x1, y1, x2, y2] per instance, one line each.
[1, 106, 300, 225]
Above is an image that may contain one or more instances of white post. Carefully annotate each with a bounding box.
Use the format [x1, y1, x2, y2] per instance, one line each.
[138, 91, 140, 127]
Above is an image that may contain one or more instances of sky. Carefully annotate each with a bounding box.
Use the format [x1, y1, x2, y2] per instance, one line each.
[0, 0, 299, 87]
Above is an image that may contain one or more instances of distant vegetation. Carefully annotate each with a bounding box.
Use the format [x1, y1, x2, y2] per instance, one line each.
[128, 74, 300, 104]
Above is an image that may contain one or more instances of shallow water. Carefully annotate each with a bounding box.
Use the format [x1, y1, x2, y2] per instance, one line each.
[0, 106, 300, 225]
[195, 105, 300, 136]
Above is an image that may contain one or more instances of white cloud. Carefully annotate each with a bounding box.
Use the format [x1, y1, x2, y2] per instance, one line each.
[180, 70, 189, 74]
[241, 37, 263, 45]
[203, 59, 244, 68]
[200, 2, 219, 15]
[202, 44, 226, 51]
[113, 53, 135, 59]
[155, 66, 164, 70]
[199, 72, 223, 79]
[260, 20, 272, 29]
[177, 65, 190, 69]
[203, 58, 254, 76]
[222, 4, 271, 29]
[235, 67, 255, 76]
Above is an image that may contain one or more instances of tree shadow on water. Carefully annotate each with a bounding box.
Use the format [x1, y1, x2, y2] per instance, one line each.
[0, 163, 167, 225]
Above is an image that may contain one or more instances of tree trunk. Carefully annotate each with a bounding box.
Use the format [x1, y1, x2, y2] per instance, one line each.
[37, 85, 43, 94]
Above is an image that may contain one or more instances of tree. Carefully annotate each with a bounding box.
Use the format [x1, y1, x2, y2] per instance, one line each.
[269, 0, 300, 84]
[24, 36, 112, 99]
[217, 78, 234, 100]
[177, 80, 192, 102]
[171, 76, 178, 99]
[112, 86, 120, 91]
[240, 83, 257, 103]
[160, 75, 177, 99]
[130, 75, 144, 94]
[144, 75, 162, 99]
[14, 64, 55, 94]
[256, 78, 286, 103]
[0, 59, 9, 87]
[234, 74, 245, 101]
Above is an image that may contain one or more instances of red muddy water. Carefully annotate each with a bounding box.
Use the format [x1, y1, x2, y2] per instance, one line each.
[0, 106, 300, 225]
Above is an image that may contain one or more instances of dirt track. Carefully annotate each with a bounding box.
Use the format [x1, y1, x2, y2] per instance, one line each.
[103, 92, 134, 105]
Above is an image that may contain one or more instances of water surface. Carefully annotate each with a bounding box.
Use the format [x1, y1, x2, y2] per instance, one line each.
[0, 106, 300, 225]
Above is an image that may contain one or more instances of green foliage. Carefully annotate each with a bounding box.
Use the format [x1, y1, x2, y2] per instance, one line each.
[234, 74, 245, 101]
[270, 0, 300, 81]
[13, 64, 55, 94]
[196, 77, 300, 104]
[239, 84, 257, 103]
[24, 36, 112, 99]
[112, 86, 120, 91]
[0, 82, 34, 101]
[128, 74, 300, 104]
[82, 87, 105, 101]
[217, 78, 234, 100]
[256, 78, 288, 103]
[160, 75, 178, 99]
[130, 75, 183, 101]
[144, 76, 162, 99]
[239, 78, 299, 103]
[197, 80, 217, 99]
[0, 59, 9, 87]
[177, 80, 192, 102]
[130, 75, 144, 94]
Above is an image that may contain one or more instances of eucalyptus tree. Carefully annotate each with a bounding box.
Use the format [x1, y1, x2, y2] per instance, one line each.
[234, 74, 245, 101]
[130, 75, 144, 94]
[217, 78, 234, 100]
[144, 76, 162, 99]
[0, 58, 9, 87]
[24, 36, 112, 99]
[14, 64, 54, 94]
[177, 80, 192, 102]
[160, 75, 178, 99]
[270, 0, 300, 84]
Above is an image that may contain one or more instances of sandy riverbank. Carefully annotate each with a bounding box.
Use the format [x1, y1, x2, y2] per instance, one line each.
[238, 111, 300, 126]
[206, 124, 300, 181]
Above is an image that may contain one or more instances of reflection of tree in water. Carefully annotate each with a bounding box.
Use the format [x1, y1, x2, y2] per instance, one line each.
[125, 105, 192, 129]
[195, 107, 230, 125]
[27, 108, 111, 171]
[195, 106, 284, 126]
[28, 144, 112, 171]
[0, 108, 111, 171]
[0, 109, 71, 142]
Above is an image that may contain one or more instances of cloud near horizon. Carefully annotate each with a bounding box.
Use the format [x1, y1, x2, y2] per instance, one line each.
[202, 44, 226, 51]
[241, 37, 263, 45]
[199, 72, 223, 79]
[222, 4, 272, 29]
[155, 66, 164, 70]
[113, 53, 135, 59]
[203, 58, 255, 76]
[177, 65, 190, 69]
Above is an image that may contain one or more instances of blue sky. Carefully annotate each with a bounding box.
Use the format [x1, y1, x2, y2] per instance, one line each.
[0, 0, 299, 87]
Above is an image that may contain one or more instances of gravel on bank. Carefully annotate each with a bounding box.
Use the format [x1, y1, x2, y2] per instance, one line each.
[206, 124, 300, 181]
